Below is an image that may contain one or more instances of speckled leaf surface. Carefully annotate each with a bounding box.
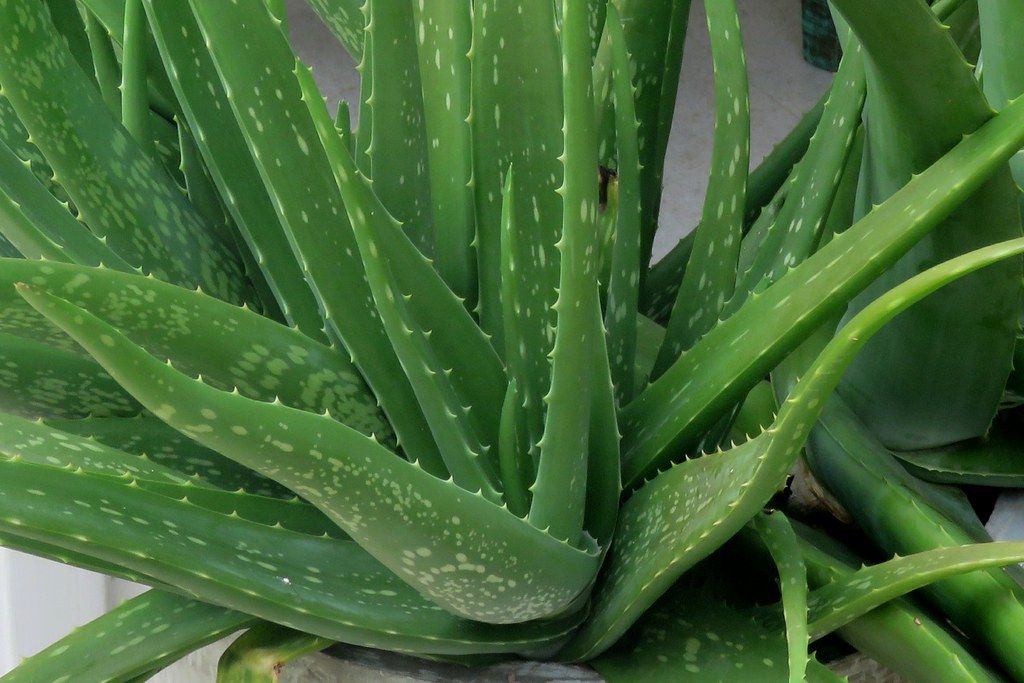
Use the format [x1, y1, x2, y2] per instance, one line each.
[46, 414, 290, 497]
[0, 259, 391, 441]
[0, 0, 251, 305]
[183, 0, 441, 473]
[752, 513, 808, 683]
[619, 93, 1024, 487]
[0, 457, 584, 655]
[144, 0, 328, 343]
[20, 286, 602, 625]
[303, 0, 364, 60]
[0, 590, 254, 683]
[0, 332, 140, 419]
[834, 0, 1023, 450]
[471, 0, 562, 356]
[655, 0, 749, 376]
[564, 235, 1024, 659]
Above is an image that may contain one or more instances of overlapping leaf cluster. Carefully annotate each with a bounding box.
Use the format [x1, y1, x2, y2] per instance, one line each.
[0, 0, 1023, 680]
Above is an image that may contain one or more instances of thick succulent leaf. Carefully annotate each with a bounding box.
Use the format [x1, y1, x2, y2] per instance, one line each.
[834, 0, 1023, 449]
[0, 259, 391, 442]
[641, 95, 825, 322]
[182, 0, 442, 474]
[562, 236, 1024, 659]
[143, 0, 328, 343]
[471, 0, 562, 354]
[303, 0, 364, 60]
[802, 542, 1024, 639]
[0, 590, 254, 683]
[619, 91, 1024, 488]
[0, 138, 132, 269]
[19, 285, 601, 624]
[363, 0, 432, 255]
[0, 458, 583, 654]
[979, 0, 1024, 187]
[47, 414, 289, 497]
[528, 0, 603, 546]
[83, 8, 122, 114]
[805, 401, 1024, 679]
[410, 0, 475, 302]
[590, 578, 840, 683]
[752, 513, 808, 683]
[0, 86, 70, 209]
[0, 0, 251, 305]
[895, 428, 1024, 487]
[730, 42, 865, 308]
[121, 0, 153, 156]
[0, 332, 140, 419]
[602, 5, 643, 406]
[793, 523, 1000, 683]
[217, 624, 333, 683]
[298, 62, 505, 501]
[654, 0, 749, 375]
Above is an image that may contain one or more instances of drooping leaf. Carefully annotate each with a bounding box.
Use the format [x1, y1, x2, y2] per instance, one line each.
[0, 590, 254, 683]
[752, 512, 808, 683]
[619, 91, 1024, 488]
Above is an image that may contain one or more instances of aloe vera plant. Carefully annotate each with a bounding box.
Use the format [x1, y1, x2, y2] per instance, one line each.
[1, 0, 1024, 680]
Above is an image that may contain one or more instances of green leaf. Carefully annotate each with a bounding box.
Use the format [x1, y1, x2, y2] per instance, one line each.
[0, 457, 584, 654]
[562, 235, 1024, 659]
[0, 259, 391, 442]
[0, 0, 252, 305]
[752, 512, 808, 683]
[297, 60, 506, 502]
[182, 0, 443, 475]
[528, 0, 603, 546]
[619, 90, 1024, 488]
[362, 0, 432, 255]
[602, 5, 643, 406]
[834, 0, 1023, 450]
[143, 0, 329, 343]
[0, 332, 140, 419]
[46, 414, 289, 497]
[0, 590, 254, 683]
[471, 0, 563, 353]
[18, 284, 602, 624]
[302, 0, 364, 60]
[655, 0, 749, 376]
[979, 0, 1024, 188]
[410, 0, 476, 302]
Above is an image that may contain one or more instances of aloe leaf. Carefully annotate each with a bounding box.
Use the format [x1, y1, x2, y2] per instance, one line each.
[181, 0, 443, 476]
[792, 522, 1000, 683]
[362, 0, 432, 255]
[602, 4, 642, 406]
[0, 138, 133, 270]
[0, 332, 140, 419]
[527, 0, 603, 546]
[0, 590, 254, 683]
[802, 542, 1024, 639]
[619, 91, 1024, 488]
[895, 429, 1024, 487]
[83, 8, 122, 114]
[0, 457, 585, 652]
[471, 0, 562, 352]
[303, 0, 364, 60]
[833, 0, 1023, 450]
[143, 0, 327, 343]
[979, 0, 1024, 188]
[752, 513, 808, 683]
[563, 236, 1024, 659]
[0, 86, 69, 208]
[641, 95, 825, 321]
[298, 62, 506, 500]
[46, 414, 289, 497]
[0, 0, 252, 306]
[19, 284, 602, 623]
[217, 624, 333, 683]
[121, 0, 153, 157]
[44, 0, 95, 81]
[410, 0, 476, 302]
[590, 576, 841, 683]
[654, 0, 749, 376]
[0, 259, 391, 442]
